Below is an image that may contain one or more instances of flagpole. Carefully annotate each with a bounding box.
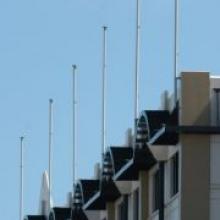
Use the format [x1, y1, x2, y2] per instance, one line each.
[19, 136, 24, 220]
[48, 99, 53, 207]
[102, 26, 107, 160]
[72, 64, 77, 198]
[134, 0, 141, 147]
[174, 0, 179, 103]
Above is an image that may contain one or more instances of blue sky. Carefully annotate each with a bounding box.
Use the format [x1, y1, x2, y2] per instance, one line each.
[0, 0, 220, 219]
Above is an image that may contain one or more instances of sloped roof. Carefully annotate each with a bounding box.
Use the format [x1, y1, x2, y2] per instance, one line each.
[113, 147, 156, 181]
[146, 104, 179, 145]
[79, 180, 100, 204]
[140, 110, 170, 138]
[109, 147, 133, 174]
[50, 207, 71, 220]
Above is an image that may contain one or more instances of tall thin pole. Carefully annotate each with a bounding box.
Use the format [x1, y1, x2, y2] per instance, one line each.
[134, 0, 141, 147]
[102, 26, 107, 160]
[174, 0, 179, 103]
[72, 65, 77, 196]
[19, 136, 24, 220]
[48, 99, 53, 207]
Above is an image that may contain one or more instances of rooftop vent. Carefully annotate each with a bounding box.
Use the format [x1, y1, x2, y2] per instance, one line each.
[124, 128, 133, 147]
[94, 163, 101, 180]
[66, 192, 72, 208]
[160, 90, 169, 110]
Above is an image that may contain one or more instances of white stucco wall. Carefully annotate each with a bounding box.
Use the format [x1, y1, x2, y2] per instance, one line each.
[209, 77, 220, 220]
[85, 210, 103, 220]
[164, 195, 179, 220]
[148, 158, 180, 220]
[210, 135, 220, 220]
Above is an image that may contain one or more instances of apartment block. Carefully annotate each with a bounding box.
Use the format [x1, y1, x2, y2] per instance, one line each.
[25, 71, 220, 220]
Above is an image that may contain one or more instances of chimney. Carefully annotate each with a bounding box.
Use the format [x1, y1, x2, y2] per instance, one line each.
[160, 90, 169, 110]
[124, 128, 133, 147]
[66, 192, 72, 207]
[94, 163, 101, 179]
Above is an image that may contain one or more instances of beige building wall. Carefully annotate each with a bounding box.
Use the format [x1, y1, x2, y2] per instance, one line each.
[106, 176, 149, 220]
[106, 202, 115, 220]
[180, 72, 210, 220]
[139, 171, 149, 220]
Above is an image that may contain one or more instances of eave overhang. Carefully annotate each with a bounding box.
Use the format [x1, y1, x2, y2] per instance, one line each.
[113, 147, 156, 181]
[83, 180, 121, 210]
[83, 190, 105, 210]
[148, 125, 220, 145]
[78, 180, 100, 205]
[109, 147, 133, 174]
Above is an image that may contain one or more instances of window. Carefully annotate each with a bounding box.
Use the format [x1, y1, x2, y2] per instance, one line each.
[170, 153, 179, 197]
[152, 170, 160, 212]
[118, 195, 128, 220]
[133, 189, 139, 220]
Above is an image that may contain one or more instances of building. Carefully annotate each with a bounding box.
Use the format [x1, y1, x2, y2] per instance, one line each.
[25, 71, 220, 220]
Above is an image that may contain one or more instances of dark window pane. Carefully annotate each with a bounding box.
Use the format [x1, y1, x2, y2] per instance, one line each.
[133, 189, 139, 220]
[171, 153, 179, 197]
[153, 170, 160, 211]
[123, 195, 128, 220]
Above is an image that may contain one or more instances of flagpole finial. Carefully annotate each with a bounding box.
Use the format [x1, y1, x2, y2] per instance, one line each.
[72, 65, 77, 70]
